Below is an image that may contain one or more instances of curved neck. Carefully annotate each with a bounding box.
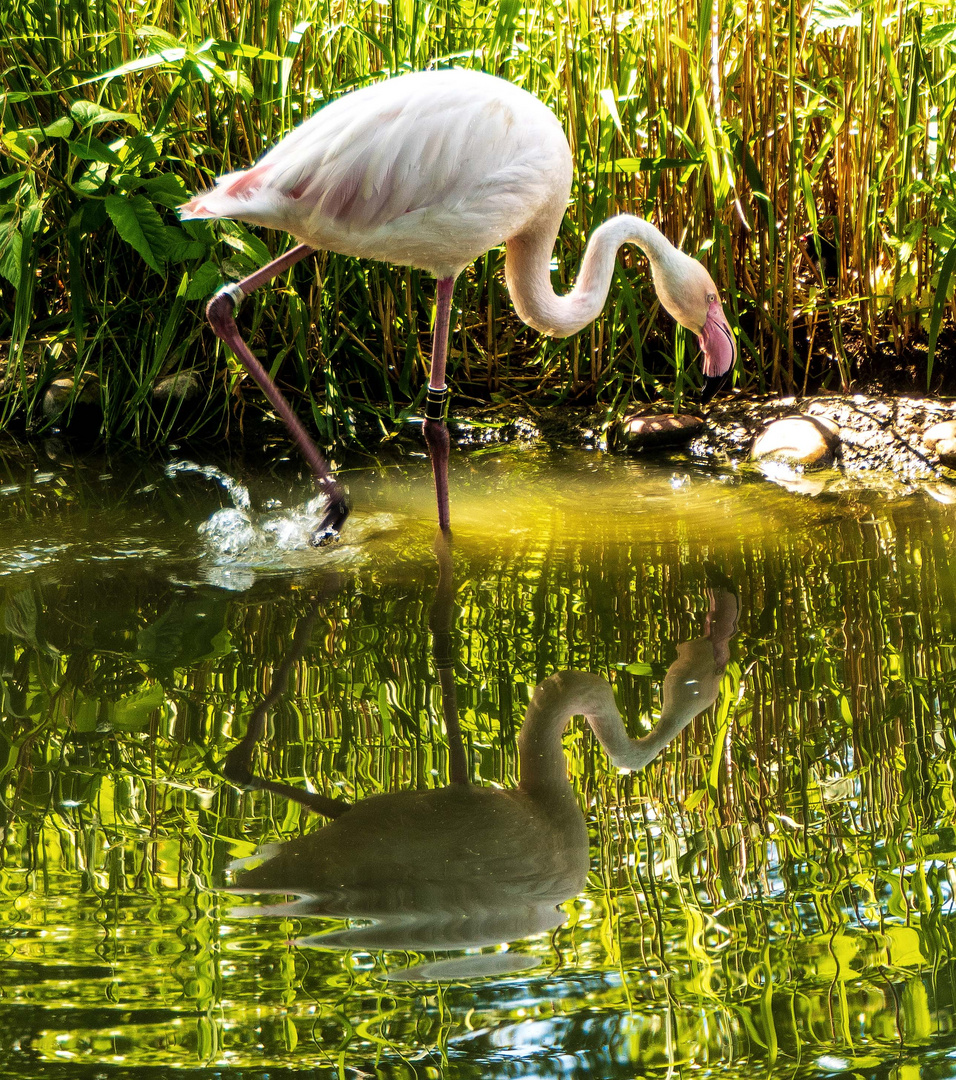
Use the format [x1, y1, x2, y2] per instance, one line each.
[518, 640, 726, 791]
[505, 215, 678, 338]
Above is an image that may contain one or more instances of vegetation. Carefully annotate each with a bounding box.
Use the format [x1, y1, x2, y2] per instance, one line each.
[1, 0, 955, 446]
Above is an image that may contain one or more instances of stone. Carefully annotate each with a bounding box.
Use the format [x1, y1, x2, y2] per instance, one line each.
[42, 375, 101, 435]
[935, 438, 956, 468]
[750, 416, 840, 469]
[153, 370, 201, 407]
[923, 420, 956, 452]
[613, 413, 704, 451]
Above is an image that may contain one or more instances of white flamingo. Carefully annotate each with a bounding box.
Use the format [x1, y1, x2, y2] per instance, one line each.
[181, 68, 737, 542]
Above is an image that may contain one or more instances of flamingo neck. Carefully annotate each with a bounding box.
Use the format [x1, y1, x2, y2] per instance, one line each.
[505, 215, 683, 339]
[519, 646, 724, 792]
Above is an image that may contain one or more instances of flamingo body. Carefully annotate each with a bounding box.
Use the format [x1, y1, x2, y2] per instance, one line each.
[184, 70, 571, 281]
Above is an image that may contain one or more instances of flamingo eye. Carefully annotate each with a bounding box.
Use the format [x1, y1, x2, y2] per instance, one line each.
[706, 292, 717, 303]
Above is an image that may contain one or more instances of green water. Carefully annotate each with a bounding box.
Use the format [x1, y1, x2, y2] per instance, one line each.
[3, 440, 956, 1079]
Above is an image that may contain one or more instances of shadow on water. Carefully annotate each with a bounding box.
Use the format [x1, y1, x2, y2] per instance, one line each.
[221, 535, 738, 982]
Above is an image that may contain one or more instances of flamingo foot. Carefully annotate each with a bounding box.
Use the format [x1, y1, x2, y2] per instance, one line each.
[309, 495, 351, 547]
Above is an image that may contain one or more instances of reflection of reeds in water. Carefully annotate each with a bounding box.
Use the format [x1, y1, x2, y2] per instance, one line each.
[3, 504, 956, 1065]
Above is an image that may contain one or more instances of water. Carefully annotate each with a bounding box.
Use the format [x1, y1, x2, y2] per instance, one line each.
[2, 438, 956, 1079]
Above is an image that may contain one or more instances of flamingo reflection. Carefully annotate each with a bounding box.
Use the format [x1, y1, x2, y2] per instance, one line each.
[223, 540, 738, 979]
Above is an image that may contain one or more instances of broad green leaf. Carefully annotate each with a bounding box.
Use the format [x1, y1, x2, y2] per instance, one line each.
[66, 137, 123, 166]
[142, 172, 191, 207]
[163, 224, 206, 263]
[185, 260, 222, 299]
[105, 193, 168, 272]
[2, 117, 73, 155]
[70, 100, 141, 130]
[893, 270, 917, 301]
[118, 133, 161, 171]
[73, 160, 110, 195]
[922, 22, 956, 50]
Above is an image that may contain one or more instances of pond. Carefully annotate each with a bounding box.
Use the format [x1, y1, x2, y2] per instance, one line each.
[2, 437, 956, 1080]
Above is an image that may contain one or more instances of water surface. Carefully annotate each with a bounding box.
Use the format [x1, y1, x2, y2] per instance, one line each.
[2, 440, 956, 1079]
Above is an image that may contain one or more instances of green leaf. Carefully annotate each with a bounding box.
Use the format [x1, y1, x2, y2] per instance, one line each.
[893, 270, 917, 301]
[0, 219, 23, 286]
[163, 224, 206, 263]
[922, 22, 956, 50]
[73, 160, 110, 195]
[105, 193, 168, 272]
[76, 46, 188, 85]
[70, 100, 141, 131]
[40, 116, 74, 138]
[603, 156, 700, 173]
[118, 133, 161, 171]
[67, 137, 123, 166]
[213, 41, 283, 60]
[185, 260, 222, 299]
[2, 117, 73, 155]
[0, 172, 26, 194]
[141, 172, 191, 208]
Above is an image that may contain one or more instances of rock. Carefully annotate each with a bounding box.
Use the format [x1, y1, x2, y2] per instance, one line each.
[152, 370, 211, 431]
[923, 420, 956, 452]
[751, 416, 840, 469]
[613, 413, 704, 451]
[42, 375, 101, 437]
[804, 411, 841, 441]
[936, 438, 956, 468]
[153, 370, 201, 408]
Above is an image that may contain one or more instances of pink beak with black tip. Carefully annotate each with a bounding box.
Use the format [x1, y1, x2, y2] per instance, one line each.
[697, 298, 737, 403]
[698, 299, 736, 378]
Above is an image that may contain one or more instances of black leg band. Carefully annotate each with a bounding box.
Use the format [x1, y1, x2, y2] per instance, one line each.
[425, 385, 449, 422]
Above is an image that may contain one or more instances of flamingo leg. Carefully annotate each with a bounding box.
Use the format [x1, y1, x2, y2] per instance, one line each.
[422, 276, 456, 533]
[429, 530, 468, 785]
[205, 242, 350, 547]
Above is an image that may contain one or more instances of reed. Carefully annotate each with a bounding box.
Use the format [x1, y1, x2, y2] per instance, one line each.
[0, 0, 954, 444]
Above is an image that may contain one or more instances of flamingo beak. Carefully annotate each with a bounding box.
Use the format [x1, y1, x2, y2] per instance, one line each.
[697, 299, 737, 378]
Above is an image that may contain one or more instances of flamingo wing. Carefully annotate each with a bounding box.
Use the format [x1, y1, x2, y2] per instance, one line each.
[181, 70, 565, 243]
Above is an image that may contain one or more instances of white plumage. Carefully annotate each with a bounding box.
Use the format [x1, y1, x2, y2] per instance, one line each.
[183, 70, 570, 281]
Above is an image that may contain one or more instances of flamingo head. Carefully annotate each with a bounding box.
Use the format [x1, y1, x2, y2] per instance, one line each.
[654, 254, 737, 390]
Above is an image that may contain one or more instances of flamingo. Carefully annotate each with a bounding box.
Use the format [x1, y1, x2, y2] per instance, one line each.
[180, 68, 737, 543]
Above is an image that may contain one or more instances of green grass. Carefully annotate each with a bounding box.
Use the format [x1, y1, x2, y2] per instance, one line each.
[1, 0, 955, 446]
